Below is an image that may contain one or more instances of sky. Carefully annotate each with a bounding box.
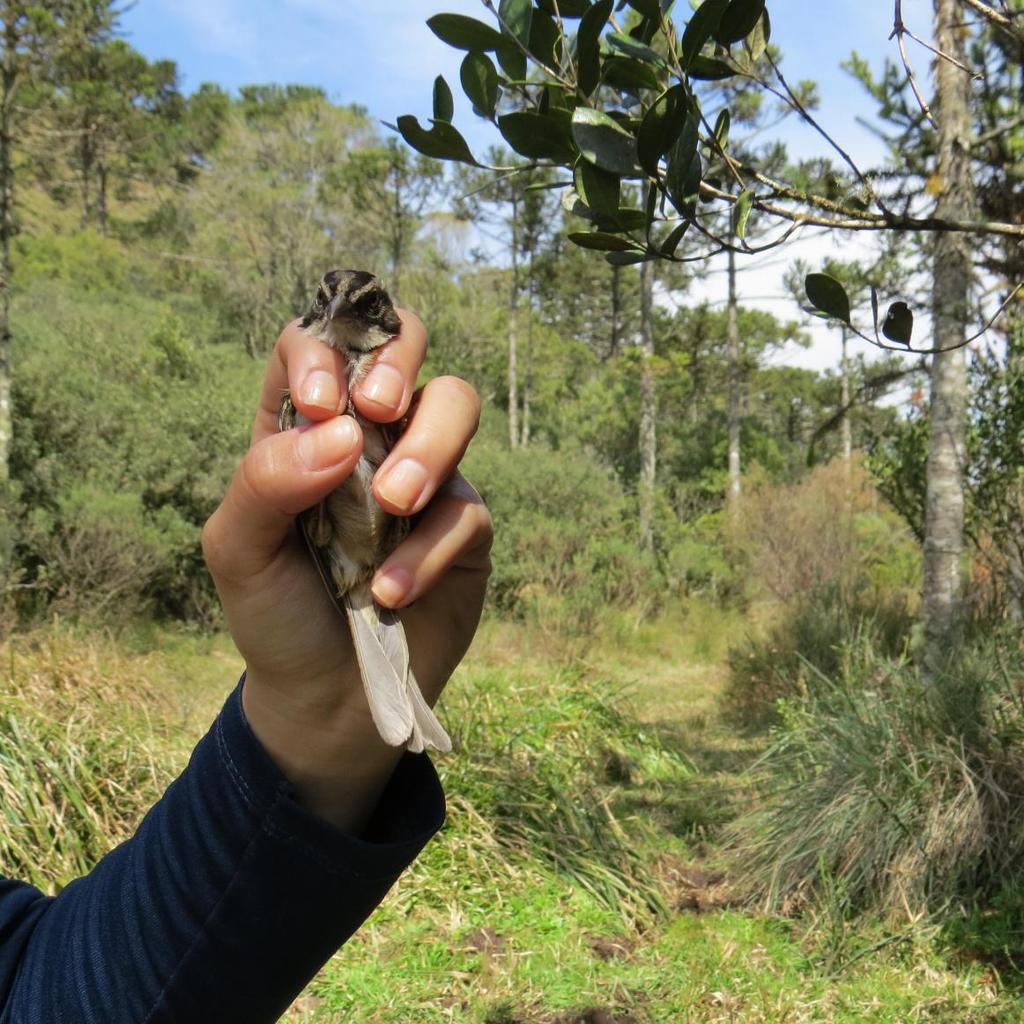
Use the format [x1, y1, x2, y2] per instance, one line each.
[119, 1, 939, 376]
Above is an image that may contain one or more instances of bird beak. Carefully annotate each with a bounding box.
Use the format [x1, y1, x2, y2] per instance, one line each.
[326, 293, 345, 321]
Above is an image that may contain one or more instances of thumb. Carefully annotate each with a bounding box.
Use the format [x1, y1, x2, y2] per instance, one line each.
[202, 416, 363, 584]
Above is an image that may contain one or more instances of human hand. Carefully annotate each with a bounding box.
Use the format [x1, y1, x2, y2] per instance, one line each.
[201, 311, 491, 830]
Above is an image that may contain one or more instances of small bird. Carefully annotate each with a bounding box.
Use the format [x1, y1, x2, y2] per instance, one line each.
[278, 269, 452, 754]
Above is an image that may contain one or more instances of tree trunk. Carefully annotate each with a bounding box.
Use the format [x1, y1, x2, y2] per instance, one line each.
[79, 128, 92, 229]
[923, 0, 975, 662]
[389, 156, 403, 302]
[521, 252, 534, 448]
[0, 14, 18, 487]
[507, 193, 520, 450]
[97, 160, 108, 235]
[726, 247, 742, 519]
[638, 259, 657, 552]
[840, 328, 853, 465]
[610, 263, 621, 358]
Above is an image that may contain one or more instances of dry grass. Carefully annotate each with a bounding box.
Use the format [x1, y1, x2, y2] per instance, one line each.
[0, 622, 239, 891]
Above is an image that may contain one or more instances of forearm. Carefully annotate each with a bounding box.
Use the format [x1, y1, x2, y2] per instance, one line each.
[241, 668, 405, 833]
[0, 682, 444, 1024]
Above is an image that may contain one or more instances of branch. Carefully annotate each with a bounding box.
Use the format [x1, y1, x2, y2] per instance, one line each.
[763, 52, 889, 218]
[698, 180, 1024, 238]
[890, 0, 938, 127]
[959, 0, 1024, 43]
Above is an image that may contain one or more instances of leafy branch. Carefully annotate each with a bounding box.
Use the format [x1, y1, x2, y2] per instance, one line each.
[804, 272, 1023, 354]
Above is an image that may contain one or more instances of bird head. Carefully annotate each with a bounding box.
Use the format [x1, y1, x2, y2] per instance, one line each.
[302, 270, 402, 352]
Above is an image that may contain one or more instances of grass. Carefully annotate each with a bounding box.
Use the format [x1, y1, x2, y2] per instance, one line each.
[1, 609, 1019, 1021]
[731, 633, 1024, 920]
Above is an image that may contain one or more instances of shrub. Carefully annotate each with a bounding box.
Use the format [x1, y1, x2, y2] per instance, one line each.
[10, 285, 260, 625]
[730, 633, 1024, 920]
[463, 437, 662, 624]
[724, 586, 916, 725]
[727, 459, 919, 606]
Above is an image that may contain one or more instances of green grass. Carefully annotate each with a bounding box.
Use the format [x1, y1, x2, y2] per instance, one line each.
[2, 610, 1019, 1022]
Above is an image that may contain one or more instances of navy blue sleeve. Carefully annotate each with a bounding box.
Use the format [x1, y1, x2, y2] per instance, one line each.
[0, 681, 445, 1024]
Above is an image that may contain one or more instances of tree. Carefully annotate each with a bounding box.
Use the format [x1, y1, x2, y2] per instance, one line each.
[185, 88, 376, 356]
[397, 0, 1022, 660]
[923, 0, 975, 657]
[339, 138, 446, 302]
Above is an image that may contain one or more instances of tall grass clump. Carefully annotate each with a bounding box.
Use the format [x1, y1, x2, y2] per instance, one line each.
[724, 587, 916, 725]
[0, 625, 173, 891]
[723, 459, 921, 725]
[406, 664, 692, 924]
[732, 634, 1024, 920]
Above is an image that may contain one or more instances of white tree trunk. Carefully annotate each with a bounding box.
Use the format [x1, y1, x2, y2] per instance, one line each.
[840, 329, 852, 466]
[507, 194, 520, 450]
[726, 247, 741, 518]
[638, 259, 657, 552]
[923, 0, 975, 661]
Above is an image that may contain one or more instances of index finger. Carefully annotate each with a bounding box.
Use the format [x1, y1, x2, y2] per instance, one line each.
[253, 309, 427, 444]
[351, 308, 427, 424]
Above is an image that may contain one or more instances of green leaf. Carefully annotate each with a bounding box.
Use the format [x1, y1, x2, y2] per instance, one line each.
[680, 0, 729, 69]
[665, 117, 702, 218]
[427, 13, 507, 51]
[542, 83, 571, 112]
[716, 0, 767, 46]
[537, 0, 592, 16]
[496, 41, 528, 79]
[433, 76, 454, 123]
[608, 207, 648, 231]
[576, 0, 613, 96]
[528, 7, 562, 70]
[605, 250, 655, 266]
[460, 52, 499, 118]
[607, 31, 662, 64]
[498, 0, 532, 48]
[713, 107, 730, 149]
[624, 0, 662, 18]
[637, 85, 690, 177]
[688, 55, 736, 80]
[575, 161, 621, 217]
[396, 115, 480, 165]
[572, 106, 640, 176]
[659, 221, 689, 256]
[744, 9, 770, 60]
[805, 273, 852, 325]
[882, 301, 914, 345]
[601, 56, 661, 93]
[732, 188, 754, 238]
[568, 230, 641, 251]
[498, 111, 575, 161]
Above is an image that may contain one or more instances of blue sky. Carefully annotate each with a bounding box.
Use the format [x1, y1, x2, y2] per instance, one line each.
[119, 1, 936, 372]
[120, 0, 912, 165]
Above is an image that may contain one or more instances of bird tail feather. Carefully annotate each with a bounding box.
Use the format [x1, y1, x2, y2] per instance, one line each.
[343, 585, 451, 753]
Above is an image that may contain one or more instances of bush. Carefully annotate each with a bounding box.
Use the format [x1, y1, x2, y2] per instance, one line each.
[10, 286, 260, 625]
[463, 437, 663, 627]
[730, 633, 1024, 920]
[727, 459, 919, 605]
[722, 459, 921, 725]
[724, 586, 916, 725]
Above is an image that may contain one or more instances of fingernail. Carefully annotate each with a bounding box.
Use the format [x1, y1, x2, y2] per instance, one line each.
[302, 370, 339, 411]
[359, 364, 404, 410]
[372, 567, 413, 607]
[297, 416, 358, 470]
[376, 459, 430, 512]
